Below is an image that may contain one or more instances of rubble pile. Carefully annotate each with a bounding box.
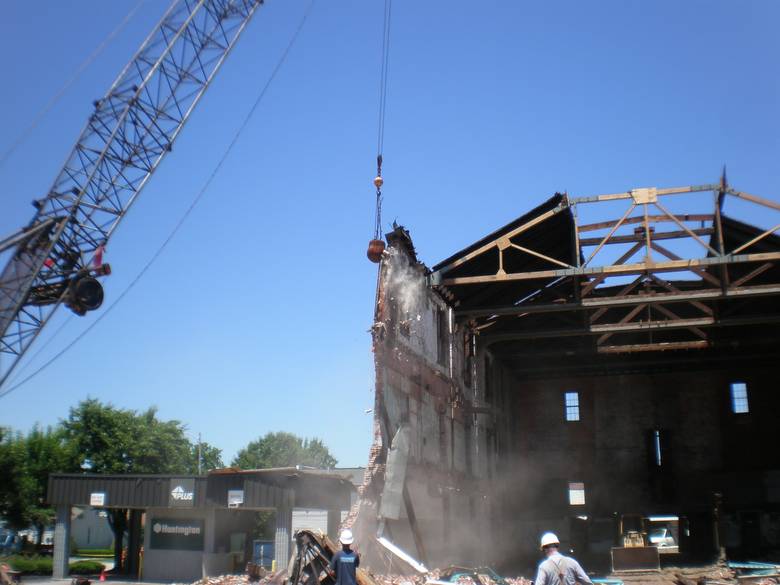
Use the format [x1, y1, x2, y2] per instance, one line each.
[193, 569, 286, 585]
[197, 576, 250, 585]
[191, 570, 534, 585]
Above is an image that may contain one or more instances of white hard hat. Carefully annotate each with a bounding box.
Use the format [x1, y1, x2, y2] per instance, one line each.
[340, 529, 354, 545]
[540, 532, 560, 549]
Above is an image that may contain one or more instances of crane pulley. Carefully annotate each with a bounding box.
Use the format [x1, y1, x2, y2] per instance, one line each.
[0, 0, 265, 388]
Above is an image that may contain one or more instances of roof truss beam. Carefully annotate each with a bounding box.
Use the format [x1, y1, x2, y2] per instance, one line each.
[456, 283, 780, 319]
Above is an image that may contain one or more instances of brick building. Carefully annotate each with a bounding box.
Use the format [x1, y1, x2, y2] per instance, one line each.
[352, 180, 780, 572]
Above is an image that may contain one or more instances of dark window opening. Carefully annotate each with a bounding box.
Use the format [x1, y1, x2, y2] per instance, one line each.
[653, 429, 662, 466]
[436, 307, 449, 367]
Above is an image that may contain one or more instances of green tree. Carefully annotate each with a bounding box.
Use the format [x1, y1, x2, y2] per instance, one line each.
[0, 428, 31, 530]
[63, 399, 197, 572]
[231, 431, 337, 469]
[189, 441, 224, 474]
[0, 425, 76, 542]
[63, 399, 192, 475]
[23, 426, 78, 544]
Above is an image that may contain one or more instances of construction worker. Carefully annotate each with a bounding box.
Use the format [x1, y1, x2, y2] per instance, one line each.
[534, 532, 593, 585]
[330, 529, 360, 585]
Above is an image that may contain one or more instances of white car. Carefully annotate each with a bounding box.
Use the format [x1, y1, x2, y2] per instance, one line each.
[648, 527, 675, 547]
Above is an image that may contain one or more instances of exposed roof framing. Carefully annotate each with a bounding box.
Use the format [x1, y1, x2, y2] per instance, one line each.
[429, 176, 780, 359]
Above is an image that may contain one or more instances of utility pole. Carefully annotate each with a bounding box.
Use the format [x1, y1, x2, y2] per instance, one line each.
[198, 433, 202, 476]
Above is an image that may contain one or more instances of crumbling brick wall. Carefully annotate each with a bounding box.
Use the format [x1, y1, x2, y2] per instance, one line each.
[348, 226, 507, 571]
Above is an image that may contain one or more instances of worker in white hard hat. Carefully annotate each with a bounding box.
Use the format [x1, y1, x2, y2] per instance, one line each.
[534, 532, 593, 585]
[330, 529, 360, 585]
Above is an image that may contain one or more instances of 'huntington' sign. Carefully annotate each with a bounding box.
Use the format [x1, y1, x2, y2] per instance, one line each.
[149, 518, 204, 551]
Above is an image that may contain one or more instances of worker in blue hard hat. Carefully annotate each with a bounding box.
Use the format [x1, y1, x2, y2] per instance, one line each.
[330, 529, 360, 585]
[534, 532, 593, 585]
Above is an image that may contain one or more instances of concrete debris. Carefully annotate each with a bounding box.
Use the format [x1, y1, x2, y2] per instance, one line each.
[341, 571, 532, 585]
[190, 571, 533, 585]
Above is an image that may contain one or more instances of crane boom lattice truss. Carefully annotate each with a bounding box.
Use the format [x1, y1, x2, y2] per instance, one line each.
[0, 0, 263, 388]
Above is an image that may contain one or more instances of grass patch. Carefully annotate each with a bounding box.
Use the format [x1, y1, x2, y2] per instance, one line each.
[74, 548, 113, 557]
[70, 560, 106, 575]
[0, 555, 105, 575]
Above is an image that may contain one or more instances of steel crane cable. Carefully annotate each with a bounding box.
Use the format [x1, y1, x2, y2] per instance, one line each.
[372, 0, 393, 241]
[0, 0, 146, 170]
[0, 0, 317, 400]
[376, 0, 393, 157]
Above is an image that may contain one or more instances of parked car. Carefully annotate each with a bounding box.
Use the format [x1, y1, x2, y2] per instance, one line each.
[648, 527, 676, 547]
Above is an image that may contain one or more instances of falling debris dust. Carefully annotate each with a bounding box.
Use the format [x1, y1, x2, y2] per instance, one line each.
[382, 246, 425, 335]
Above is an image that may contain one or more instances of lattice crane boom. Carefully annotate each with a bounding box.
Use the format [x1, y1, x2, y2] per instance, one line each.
[0, 0, 264, 387]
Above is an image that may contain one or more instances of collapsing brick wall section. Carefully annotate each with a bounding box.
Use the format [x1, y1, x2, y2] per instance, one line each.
[345, 227, 498, 573]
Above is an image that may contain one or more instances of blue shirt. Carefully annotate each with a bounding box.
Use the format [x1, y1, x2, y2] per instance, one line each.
[534, 552, 592, 585]
[330, 549, 359, 585]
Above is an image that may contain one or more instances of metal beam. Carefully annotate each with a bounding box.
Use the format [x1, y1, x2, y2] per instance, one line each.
[438, 251, 780, 286]
[571, 183, 716, 205]
[431, 202, 569, 277]
[578, 214, 714, 233]
[580, 242, 643, 297]
[0, 219, 59, 254]
[578, 227, 713, 247]
[481, 314, 780, 343]
[727, 188, 780, 213]
[650, 241, 721, 286]
[648, 274, 713, 316]
[597, 340, 710, 353]
[456, 284, 780, 319]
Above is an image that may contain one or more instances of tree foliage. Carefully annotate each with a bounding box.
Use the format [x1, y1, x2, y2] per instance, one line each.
[63, 399, 193, 474]
[189, 441, 224, 474]
[0, 425, 76, 538]
[231, 431, 337, 470]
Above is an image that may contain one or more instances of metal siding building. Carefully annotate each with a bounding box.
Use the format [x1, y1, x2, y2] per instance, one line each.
[47, 468, 356, 581]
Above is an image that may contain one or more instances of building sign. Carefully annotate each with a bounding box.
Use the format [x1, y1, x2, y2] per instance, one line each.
[169, 478, 195, 507]
[149, 518, 204, 551]
[90, 492, 106, 507]
[228, 490, 244, 508]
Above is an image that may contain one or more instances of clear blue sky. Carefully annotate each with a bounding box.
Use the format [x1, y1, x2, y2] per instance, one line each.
[1, 1, 778, 467]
